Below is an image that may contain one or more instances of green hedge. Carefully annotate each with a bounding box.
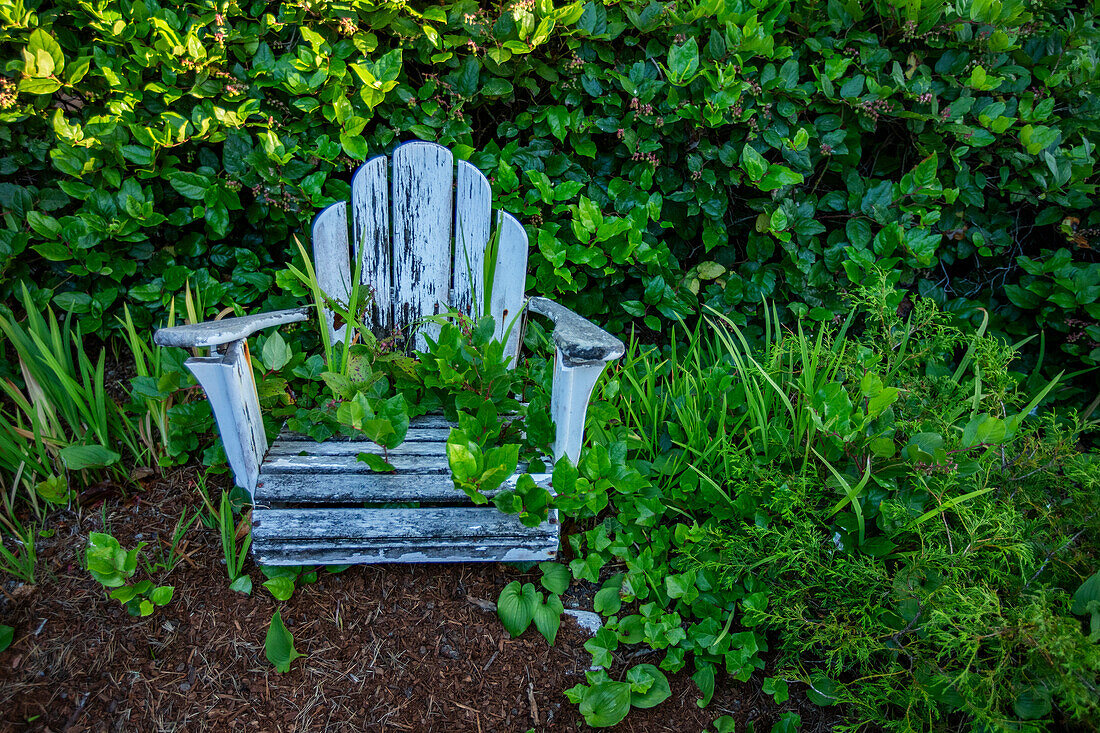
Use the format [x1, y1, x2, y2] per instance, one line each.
[1, 0, 1098, 373]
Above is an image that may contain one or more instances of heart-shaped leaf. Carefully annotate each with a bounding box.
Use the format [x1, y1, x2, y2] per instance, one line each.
[578, 680, 632, 727]
[533, 593, 563, 645]
[149, 586, 174, 606]
[539, 562, 570, 595]
[497, 581, 539, 637]
[229, 575, 253, 595]
[263, 576, 296, 601]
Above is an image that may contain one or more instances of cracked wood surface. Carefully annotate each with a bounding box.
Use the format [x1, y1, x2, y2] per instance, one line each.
[392, 141, 453, 351]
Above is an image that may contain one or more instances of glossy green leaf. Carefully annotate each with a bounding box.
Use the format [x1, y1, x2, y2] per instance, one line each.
[533, 592, 563, 645]
[263, 576, 296, 601]
[578, 680, 632, 727]
[497, 581, 539, 637]
[265, 609, 304, 673]
[539, 561, 570, 595]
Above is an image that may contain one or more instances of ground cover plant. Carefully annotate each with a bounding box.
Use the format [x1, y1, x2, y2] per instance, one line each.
[561, 273, 1100, 730]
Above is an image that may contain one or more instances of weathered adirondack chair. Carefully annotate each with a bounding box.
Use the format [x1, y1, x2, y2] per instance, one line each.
[153, 141, 624, 565]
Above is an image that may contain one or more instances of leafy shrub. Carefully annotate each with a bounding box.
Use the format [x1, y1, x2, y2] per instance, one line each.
[1, 0, 1097, 386]
[568, 275, 1099, 730]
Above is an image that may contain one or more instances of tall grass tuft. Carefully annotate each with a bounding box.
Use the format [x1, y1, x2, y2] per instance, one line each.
[0, 285, 143, 579]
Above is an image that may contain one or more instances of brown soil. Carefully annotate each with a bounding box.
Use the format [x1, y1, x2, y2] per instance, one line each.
[0, 465, 841, 732]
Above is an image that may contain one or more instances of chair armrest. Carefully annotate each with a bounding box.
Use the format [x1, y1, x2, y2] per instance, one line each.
[153, 307, 311, 349]
[527, 297, 625, 367]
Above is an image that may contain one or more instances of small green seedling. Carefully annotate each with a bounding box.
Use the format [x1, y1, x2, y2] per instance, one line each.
[85, 532, 174, 616]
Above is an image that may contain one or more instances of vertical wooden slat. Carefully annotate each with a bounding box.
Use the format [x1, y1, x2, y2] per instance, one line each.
[490, 211, 529, 365]
[391, 141, 454, 351]
[311, 201, 351, 346]
[351, 156, 391, 333]
[452, 160, 492, 320]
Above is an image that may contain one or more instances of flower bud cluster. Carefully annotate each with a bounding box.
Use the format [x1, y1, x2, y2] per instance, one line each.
[0, 77, 16, 109]
[856, 98, 895, 122]
[251, 183, 302, 212]
[338, 17, 358, 36]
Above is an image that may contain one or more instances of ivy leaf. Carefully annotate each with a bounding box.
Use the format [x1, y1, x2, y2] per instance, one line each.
[627, 664, 671, 709]
[265, 609, 304, 673]
[763, 676, 790, 704]
[229, 575, 253, 595]
[584, 627, 619, 668]
[772, 711, 802, 733]
[594, 585, 621, 615]
[867, 387, 899, 416]
[497, 581, 540, 637]
[149, 586, 174, 606]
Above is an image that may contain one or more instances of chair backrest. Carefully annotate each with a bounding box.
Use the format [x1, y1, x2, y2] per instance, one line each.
[311, 141, 529, 358]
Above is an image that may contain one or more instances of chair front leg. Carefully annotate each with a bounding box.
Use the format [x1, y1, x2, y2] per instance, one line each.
[185, 339, 267, 497]
[548, 349, 610, 465]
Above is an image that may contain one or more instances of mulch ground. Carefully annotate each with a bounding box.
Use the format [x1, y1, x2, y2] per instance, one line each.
[0, 465, 841, 732]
